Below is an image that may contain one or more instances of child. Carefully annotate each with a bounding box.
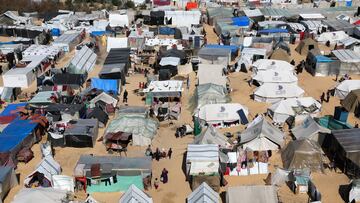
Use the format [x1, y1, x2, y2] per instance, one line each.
[154, 178, 159, 189]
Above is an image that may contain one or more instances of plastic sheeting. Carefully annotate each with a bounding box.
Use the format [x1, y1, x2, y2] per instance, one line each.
[226, 185, 278, 203]
[91, 78, 119, 95]
[188, 182, 219, 203]
[12, 188, 68, 203]
[0, 166, 18, 200]
[119, 184, 153, 203]
[197, 64, 227, 87]
[68, 45, 97, 74]
[254, 83, 305, 103]
[164, 11, 201, 28]
[335, 80, 360, 100]
[291, 116, 330, 146]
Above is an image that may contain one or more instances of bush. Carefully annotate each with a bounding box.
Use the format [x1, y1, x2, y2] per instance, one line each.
[124, 0, 135, 8]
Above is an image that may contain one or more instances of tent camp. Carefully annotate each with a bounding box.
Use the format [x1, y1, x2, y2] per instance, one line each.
[254, 83, 305, 103]
[291, 116, 331, 146]
[90, 92, 118, 108]
[197, 64, 227, 88]
[239, 116, 285, 151]
[196, 103, 249, 127]
[105, 114, 158, 146]
[317, 31, 349, 44]
[64, 119, 99, 148]
[305, 50, 339, 77]
[189, 83, 230, 112]
[226, 185, 278, 203]
[0, 166, 18, 202]
[332, 49, 360, 75]
[295, 38, 320, 56]
[74, 155, 152, 192]
[194, 125, 230, 148]
[282, 139, 323, 172]
[267, 97, 321, 123]
[335, 80, 360, 100]
[24, 156, 61, 187]
[252, 59, 295, 73]
[12, 188, 68, 203]
[186, 144, 220, 191]
[269, 48, 291, 63]
[198, 47, 230, 65]
[187, 182, 219, 203]
[252, 69, 298, 85]
[341, 89, 360, 117]
[67, 45, 97, 74]
[119, 184, 153, 203]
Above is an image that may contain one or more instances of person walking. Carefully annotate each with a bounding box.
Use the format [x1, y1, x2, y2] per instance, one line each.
[186, 76, 190, 90]
[155, 148, 160, 161]
[160, 168, 169, 184]
[290, 60, 295, 66]
[168, 148, 172, 159]
[154, 178, 159, 189]
[326, 91, 331, 103]
[320, 92, 325, 104]
[123, 89, 128, 103]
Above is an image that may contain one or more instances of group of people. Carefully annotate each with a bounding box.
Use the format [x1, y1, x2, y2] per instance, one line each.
[154, 168, 169, 189]
[320, 90, 332, 104]
[145, 145, 173, 161]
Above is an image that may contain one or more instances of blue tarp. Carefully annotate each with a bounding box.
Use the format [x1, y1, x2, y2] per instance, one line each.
[206, 44, 239, 54]
[91, 78, 118, 94]
[232, 16, 250, 27]
[0, 103, 26, 117]
[0, 119, 37, 152]
[51, 28, 61, 37]
[315, 55, 334, 63]
[159, 27, 176, 35]
[258, 29, 288, 34]
[90, 31, 110, 37]
[0, 42, 15, 45]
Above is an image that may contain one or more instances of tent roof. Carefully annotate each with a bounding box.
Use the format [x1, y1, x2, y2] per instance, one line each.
[119, 184, 153, 203]
[253, 69, 297, 84]
[252, 59, 294, 72]
[198, 64, 227, 87]
[197, 103, 248, 123]
[186, 144, 219, 162]
[12, 188, 68, 203]
[336, 80, 360, 93]
[268, 97, 321, 117]
[68, 45, 97, 74]
[159, 57, 180, 66]
[143, 80, 183, 97]
[28, 91, 57, 104]
[26, 156, 61, 184]
[322, 19, 355, 31]
[187, 182, 219, 203]
[341, 89, 360, 112]
[53, 73, 84, 86]
[331, 128, 360, 166]
[292, 116, 331, 140]
[227, 185, 278, 203]
[118, 106, 148, 115]
[104, 48, 130, 65]
[332, 49, 360, 63]
[254, 83, 304, 99]
[270, 49, 291, 63]
[240, 116, 284, 150]
[194, 125, 230, 147]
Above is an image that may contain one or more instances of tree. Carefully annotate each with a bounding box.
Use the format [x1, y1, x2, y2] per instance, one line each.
[124, 0, 135, 9]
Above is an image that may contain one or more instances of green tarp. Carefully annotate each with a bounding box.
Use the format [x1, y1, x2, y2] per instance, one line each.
[87, 175, 144, 193]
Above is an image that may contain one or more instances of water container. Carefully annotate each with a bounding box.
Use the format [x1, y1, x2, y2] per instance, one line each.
[334, 106, 349, 122]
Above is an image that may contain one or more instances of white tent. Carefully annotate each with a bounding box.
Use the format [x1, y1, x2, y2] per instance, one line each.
[109, 14, 129, 27]
[90, 92, 118, 108]
[198, 64, 227, 87]
[240, 116, 285, 151]
[291, 115, 331, 145]
[24, 156, 61, 186]
[186, 144, 219, 176]
[335, 80, 360, 99]
[317, 31, 349, 44]
[119, 184, 153, 203]
[197, 103, 248, 127]
[267, 97, 321, 123]
[252, 70, 298, 85]
[143, 80, 183, 97]
[187, 182, 219, 203]
[194, 125, 230, 148]
[252, 59, 295, 73]
[52, 175, 74, 192]
[159, 57, 180, 66]
[12, 188, 68, 203]
[254, 83, 305, 103]
[240, 48, 267, 67]
[107, 37, 128, 52]
[164, 11, 201, 28]
[226, 185, 278, 203]
[68, 45, 97, 74]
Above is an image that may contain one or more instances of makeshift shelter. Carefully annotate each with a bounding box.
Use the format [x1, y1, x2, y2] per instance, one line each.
[332, 49, 360, 75]
[239, 116, 285, 151]
[0, 166, 18, 201]
[64, 119, 99, 148]
[24, 156, 61, 187]
[22, 45, 63, 60]
[252, 59, 294, 73]
[52, 175, 74, 192]
[269, 48, 291, 63]
[198, 47, 230, 65]
[341, 89, 360, 117]
[91, 78, 119, 95]
[252, 70, 298, 85]
[119, 184, 153, 203]
[197, 103, 249, 127]
[267, 97, 321, 123]
[282, 139, 323, 172]
[305, 51, 339, 76]
[300, 20, 324, 33]
[164, 11, 201, 28]
[159, 57, 180, 76]
[189, 83, 231, 112]
[194, 125, 230, 148]
[52, 31, 83, 52]
[322, 19, 355, 35]
[74, 155, 152, 192]
[12, 188, 68, 203]
[107, 37, 128, 52]
[28, 91, 58, 106]
[335, 80, 360, 100]
[86, 107, 108, 127]
[117, 106, 148, 117]
[67, 45, 97, 74]
[226, 185, 278, 203]
[291, 116, 331, 146]
[109, 13, 129, 27]
[254, 83, 305, 103]
[295, 38, 320, 56]
[207, 8, 234, 25]
[53, 73, 84, 88]
[90, 92, 118, 108]
[240, 48, 267, 67]
[317, 31, 349, 44]
[186, 144, 220, 191]
[197, 64, 227, 88]
[105, 114, 158, 146]
[143, 80, 183, 98]
[187, 182, 219, 203]
[101, 48, 130, 85]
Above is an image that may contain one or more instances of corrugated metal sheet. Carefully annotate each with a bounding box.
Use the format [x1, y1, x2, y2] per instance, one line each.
[332, 49, 360, 63]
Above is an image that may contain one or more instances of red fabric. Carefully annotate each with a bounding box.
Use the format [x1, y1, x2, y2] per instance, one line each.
[300, 32, 305, 40]
[354, 20, 360, 25]
[75, 177, 87, 193]
[186, 2, 198, 10]
[0, 115, 17, 124]
[153, 0, 171, 6]
[224, 167, 230, 175]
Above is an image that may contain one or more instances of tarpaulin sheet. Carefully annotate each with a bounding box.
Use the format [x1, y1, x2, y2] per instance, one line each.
[206, 44, 239, 54]
[159, 27, 176, 35]
[258, 29, 288, 34]
[0, 119, 37, 152]
[91, 78, 118, 95]
[232, 17, 250, 26]
[0, 103, 26, 116]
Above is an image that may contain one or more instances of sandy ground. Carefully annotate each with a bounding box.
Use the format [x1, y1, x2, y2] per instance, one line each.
[2, 26, 359, 203]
